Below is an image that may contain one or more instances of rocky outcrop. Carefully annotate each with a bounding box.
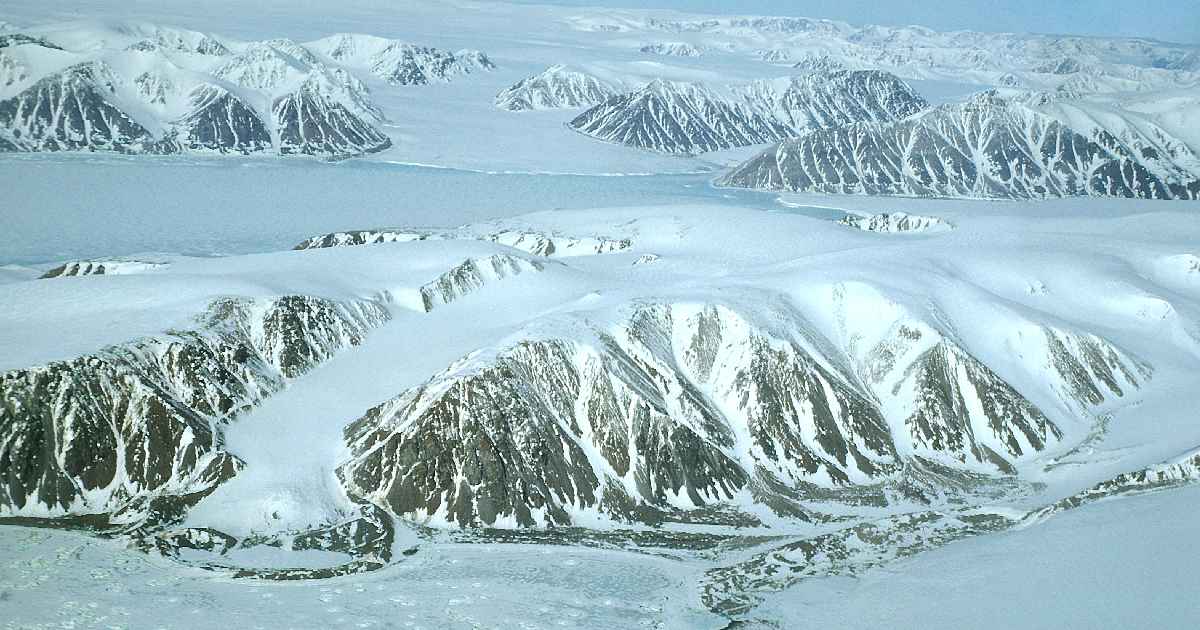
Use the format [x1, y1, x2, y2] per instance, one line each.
[292, 227, 632, 258]
[174, 85, 272, 154]
[1031, 446, 1200, 521]
[0, 31, 392, 159]
[0, 62, 173, 153]
[718, 92, 1200, 199]
[311, 33, 493, 85]
[273, 78, 391, 157]
[0, 33, 63, 51]
[837, 212, 952, 233]
[0, 296, 390, 519]
[419, 255, 545, 311]
[569, 79, 794, 154]
[639, 42, 703, 57]
[40, 259, 169, 278]
[570, 70, 927, 155]
[337, 301, 1139, 529]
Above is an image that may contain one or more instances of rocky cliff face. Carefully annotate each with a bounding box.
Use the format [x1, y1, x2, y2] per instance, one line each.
[419, 255, 545, 311]
[569, 70, 928, 154]
[743, 70, 929, 132]
[40, 259, 168, 278]
[0, 62, 171, 153]
[175, 85, 272, 154]
[273, 79, 392, 157]
[569, 79, 795, 154]
[0, 25, 502, 159]
[837, 212, 952, 233]
[0, 296, 389, 520]
[718, 92, 1200, 199]
[292, 227, 633, 258]
[337, 301, 1144, 528]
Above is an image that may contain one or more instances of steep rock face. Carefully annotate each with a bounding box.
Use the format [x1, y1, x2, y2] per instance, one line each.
[570, 79, 794, 154]
[0, 62, 172, 153]
[486, 230, 632, 257]
[419, 255, 545, 311]
[338, 304, 902, 528]
[133, 71, 175, 105]
[312, 34, 493, 85]
[0, 34, 390, 158]
[792, 55, 846, 74]
[853, 314, 1146, 472]
[273, 79, 391, 157]
[40, 259, 168, 278]
[569, 70, 927, 155]
[292, 227, 633, 258]
[718, 93, 1200, 199]
[743, 70, 928, 132]
[336, 292, 1153, 529]
[640, 42, 703, 57]
[494, 65, 619, 111]
[837, 212, 952, 233]
[174, 85, 271, 153]
[0, 33, 63, 51]
[895, 343, 1061, 473]
[1043, 328, 1151, 407]
[0, 296, 389, 518]
[293, 229, 436, 249]
[1026, 93, 1200, 188]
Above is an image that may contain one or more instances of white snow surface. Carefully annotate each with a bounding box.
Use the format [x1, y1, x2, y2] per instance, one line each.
[2, 0, 1197, 172]
[756, 484, 1200, 629]
[1, 2, 1199, 629]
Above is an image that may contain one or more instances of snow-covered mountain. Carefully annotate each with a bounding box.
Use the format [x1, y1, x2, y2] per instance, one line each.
[639, 41, 703, 57]
[0, 22, 495, 158]
[0, 295, 389, 519]
[494, 65, 620, 111]
[3, 1, 1200, 626]
[3, 183, 1199, 623]
[308, 33, 493, 86]
[292, 226, 633, 257]
[569, 69, 928, 154]
[569, 79, 792, 154]
[718, 91, 1200, 199]
[338, 299, 1142, 527]
[837, 212, 952, 233]
[585, 13, 1200, 95]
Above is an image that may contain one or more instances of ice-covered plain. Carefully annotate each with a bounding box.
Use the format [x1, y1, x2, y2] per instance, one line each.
[1, 1, 1199, 629]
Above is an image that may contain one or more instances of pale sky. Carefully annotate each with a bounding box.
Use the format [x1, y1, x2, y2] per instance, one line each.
[511, 0, 1200, 44]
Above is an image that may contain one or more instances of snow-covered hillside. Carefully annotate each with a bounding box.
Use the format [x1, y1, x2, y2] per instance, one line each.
[719, 91, 1200, 199]
[569, 70, 928, 154]
[575, 13, 1200, 93]
[494, 64, 620, 111]
[1, 1, 1197, 185]
[0, 23, 494, 158]
[2, 1, 1200, 628]
[3, 195, 1199, 624]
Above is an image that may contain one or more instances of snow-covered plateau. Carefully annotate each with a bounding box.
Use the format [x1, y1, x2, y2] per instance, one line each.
[1, 1, 1199, 629]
